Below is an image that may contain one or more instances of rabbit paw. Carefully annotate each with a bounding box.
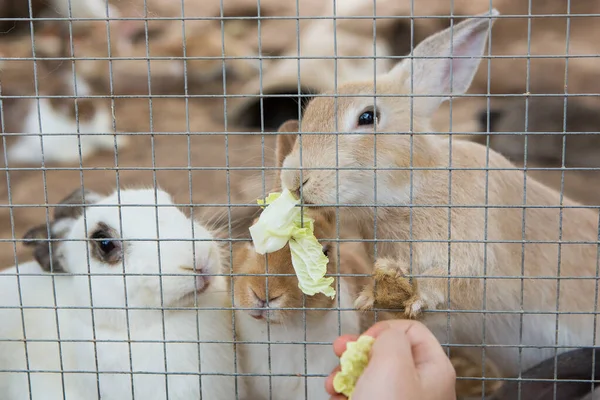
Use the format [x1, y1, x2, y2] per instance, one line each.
[354, 258, 424, 319]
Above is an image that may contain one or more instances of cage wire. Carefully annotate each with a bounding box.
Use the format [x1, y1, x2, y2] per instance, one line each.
[0, 0, 599, 399]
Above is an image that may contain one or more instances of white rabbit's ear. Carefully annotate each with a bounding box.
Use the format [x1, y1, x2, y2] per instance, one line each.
[390, 9, 499, 117]
[21, 189, 103, 273]
[22, 223, 67, 273]
[54, 189, 103, 220]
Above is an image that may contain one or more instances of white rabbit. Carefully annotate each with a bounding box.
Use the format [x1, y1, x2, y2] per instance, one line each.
[5, 73, 119, 165]
[0, 188, 244, 400]
[50, 0, 117, 20]
[2, 27, 127, 165]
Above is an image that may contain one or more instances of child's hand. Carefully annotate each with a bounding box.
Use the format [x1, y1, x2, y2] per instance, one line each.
[325, 320, 457, 400]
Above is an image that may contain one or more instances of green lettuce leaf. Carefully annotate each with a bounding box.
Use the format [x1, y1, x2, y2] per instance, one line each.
[249, 189, 301, 254]
[333, 335, 376, 399]
[249, 189, 336, 299]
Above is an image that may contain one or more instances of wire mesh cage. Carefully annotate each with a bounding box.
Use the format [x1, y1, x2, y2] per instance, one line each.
[1, 0, 600, 399]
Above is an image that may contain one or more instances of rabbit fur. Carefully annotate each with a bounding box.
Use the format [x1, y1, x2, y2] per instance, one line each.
[1, 27, 125, 165]
[229, 120, 375, 400]
[0, 0, 117, 33]
[0, 187, 243, 400]
[277, 9, 600, 378]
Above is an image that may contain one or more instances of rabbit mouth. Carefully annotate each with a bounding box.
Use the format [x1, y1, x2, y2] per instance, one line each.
[176, 276, 211, 306]
[247, 308, 283, 324]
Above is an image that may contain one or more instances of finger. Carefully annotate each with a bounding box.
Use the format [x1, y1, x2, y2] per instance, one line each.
[350, 327, 419, 399]
[333, 321, 398, 359]
[329, 395, 347, 400]
[325, 365, 342, 395]
[383, 320, 456, 397]
[361, 320, 398, 339]
[400, 321, 452, 370]
[333, 335, 358, 357]
[364, 319, 449, 368]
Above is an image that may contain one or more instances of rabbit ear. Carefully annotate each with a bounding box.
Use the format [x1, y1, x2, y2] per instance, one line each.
[273, 119, 299, 191]
[390, 9, 498, 117]
[275, 120, 299, 168]
[32, 240, 66, 273]
[21, 189, 102, 273]
[53, 189, 103, 220]
[22, 223, 52, 245]
[491, 348, 600, 400]
[22, 222, 66, 273]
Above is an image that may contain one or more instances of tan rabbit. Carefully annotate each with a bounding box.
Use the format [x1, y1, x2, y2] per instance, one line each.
[225, 121, 502, 399]
[276, 9, 600, 379]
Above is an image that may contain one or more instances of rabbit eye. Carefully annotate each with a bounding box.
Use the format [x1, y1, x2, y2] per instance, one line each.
[90, 226, 121, 263]
[99, 239, 115, 254]
[357, 109, 379, 126]
[92, 231, 116, 253]
[322, 244, 330, 257]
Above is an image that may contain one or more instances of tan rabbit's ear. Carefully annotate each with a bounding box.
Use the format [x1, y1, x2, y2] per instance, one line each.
[390, 9, 499, 117]
[275, 119, 299, 168]
[272, 119, 299, 191]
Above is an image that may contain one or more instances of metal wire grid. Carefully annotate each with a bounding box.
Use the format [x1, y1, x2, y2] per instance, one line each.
[0, 0, 598, 399]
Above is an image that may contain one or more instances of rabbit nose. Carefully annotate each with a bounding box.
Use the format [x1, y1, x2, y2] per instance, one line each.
[179, 265, 210, 293]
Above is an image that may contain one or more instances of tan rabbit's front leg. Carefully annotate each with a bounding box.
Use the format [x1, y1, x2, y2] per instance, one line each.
[355, 257, 425, 319]
[355, 257, 455, 319]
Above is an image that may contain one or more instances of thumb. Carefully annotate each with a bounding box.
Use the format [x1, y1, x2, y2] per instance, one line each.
[350, 327, 421, 400]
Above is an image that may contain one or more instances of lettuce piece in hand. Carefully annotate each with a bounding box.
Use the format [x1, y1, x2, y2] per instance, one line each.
[249, 189, 300, 254]
[333, 335, 376, 399]
[249, 189, 336, 298]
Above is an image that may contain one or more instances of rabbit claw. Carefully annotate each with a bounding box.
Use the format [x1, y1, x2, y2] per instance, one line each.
[354, 257, 424, 319]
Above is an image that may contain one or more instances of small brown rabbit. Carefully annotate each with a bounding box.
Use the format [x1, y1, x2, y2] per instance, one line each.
[478, 96, 600, 168]
[276, 9, 600, 381]
[229, 120, 377, 400]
